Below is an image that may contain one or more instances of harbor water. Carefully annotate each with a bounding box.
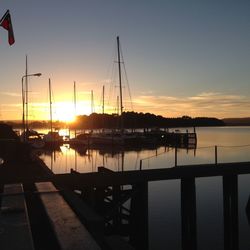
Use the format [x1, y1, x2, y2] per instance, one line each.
[37, 126, 250, 250]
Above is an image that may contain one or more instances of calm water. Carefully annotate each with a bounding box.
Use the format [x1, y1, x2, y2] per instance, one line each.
[37, 126, 250, 173]
[37, 126, 250, 250]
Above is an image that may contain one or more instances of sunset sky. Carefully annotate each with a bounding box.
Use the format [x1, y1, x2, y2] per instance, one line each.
[0, 1, 249, 121]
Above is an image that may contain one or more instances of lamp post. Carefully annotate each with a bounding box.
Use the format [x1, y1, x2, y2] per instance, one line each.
[21, 73, 42, 141]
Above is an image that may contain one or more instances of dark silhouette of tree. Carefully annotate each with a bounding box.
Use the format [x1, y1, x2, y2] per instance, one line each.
[70, 112, 225, 129]
[2, 112, 225, 130]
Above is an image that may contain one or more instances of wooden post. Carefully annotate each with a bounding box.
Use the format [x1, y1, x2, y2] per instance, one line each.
[112, 185, 122, 228]
[223, 175, 238, 250]
[175, 146, 178, 167]
[181, 178, 197, 250]
[130, 182, 148, 250]
[139, 159, 142, 170]
[215, 146, 218, 165]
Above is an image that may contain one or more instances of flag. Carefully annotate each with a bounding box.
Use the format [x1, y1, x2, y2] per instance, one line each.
[0, 10, 15, 45]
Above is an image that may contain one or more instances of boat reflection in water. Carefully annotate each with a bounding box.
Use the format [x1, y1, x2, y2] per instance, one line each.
[37, 141, 197, 174]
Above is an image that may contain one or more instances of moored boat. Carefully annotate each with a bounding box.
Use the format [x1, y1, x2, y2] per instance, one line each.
[20, 129, 45, 149]
[42, 79, 64, 146]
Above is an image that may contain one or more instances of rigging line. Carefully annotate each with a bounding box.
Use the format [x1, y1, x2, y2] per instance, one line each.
[98, 87, 102, 110]
[196, 144, 250, 149]
[217, 144, 250, 148]
[52, 93, 57, 121]
[140, 147, 173, 161]
[106, 40, 117, 79]
[107, 41, 117, 106]
[196, 146, 216, 149]
[107, 61, 116, 106]
[112, 69, 118, 107]
[98, 85, 105, 112]
[44, 85, 49, 114]
[119, 44, 134, 111]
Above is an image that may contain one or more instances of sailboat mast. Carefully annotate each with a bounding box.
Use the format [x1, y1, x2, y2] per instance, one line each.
[102, 85, 105, 114]
[25, 55, 28, 134]
[74, 81, 77, 137]
[117, 36, 124, 132]
[116, 95, 119, 116]
[91, 90, 94, 114]
[74, 81, 76, 115]
[49, 78, 53, 133]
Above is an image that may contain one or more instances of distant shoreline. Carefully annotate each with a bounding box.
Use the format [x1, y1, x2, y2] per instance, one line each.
[222, 118, 250, 126]
[1, 114, 250, 128]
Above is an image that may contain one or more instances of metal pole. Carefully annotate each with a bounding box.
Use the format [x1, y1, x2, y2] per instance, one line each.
[117, 36, 124, 133]
[74, 81, 77, 138]
[102, 85, 105, 114]
[91, 90, 94, 114]
[25, 55, 28, 135]
[21, 77, 25, 139]
[49, 78, 53, 133]
[215, 146, 218, 165]
[21, 71, 42, 141]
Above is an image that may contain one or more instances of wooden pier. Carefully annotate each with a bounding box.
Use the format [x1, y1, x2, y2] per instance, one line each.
[0, 141, 250, 250]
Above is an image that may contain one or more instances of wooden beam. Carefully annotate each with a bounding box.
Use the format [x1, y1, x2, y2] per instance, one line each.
[53, 162, 250, 188]
[1, 161, 250, 186]
[0, 183, 34, 250]
[35, 182, 101, 250]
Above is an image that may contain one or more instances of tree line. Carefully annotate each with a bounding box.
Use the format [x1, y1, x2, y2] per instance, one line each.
[71, 111, 225, 129]
[2, 111, 225, 130]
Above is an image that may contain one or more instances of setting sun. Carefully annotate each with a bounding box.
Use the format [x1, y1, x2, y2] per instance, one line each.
[51, 101, 93, 122]
[53, 102, 76, 122]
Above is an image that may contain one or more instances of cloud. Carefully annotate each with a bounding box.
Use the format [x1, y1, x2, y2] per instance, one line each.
[1, 91, 249, 120]
[1, 92, 21, 97]
[132, 92, 250, 118]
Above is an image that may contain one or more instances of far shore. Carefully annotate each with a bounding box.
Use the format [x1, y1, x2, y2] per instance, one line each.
[1, 114, 250, 129]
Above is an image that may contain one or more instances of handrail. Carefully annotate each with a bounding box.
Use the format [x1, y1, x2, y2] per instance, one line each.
[139, 144, 250, 170]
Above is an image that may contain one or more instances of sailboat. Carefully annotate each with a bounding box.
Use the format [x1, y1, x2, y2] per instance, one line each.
[90, 36, 138, 146]
[43, 79, 63, 146]
[69, 82, 89, 147]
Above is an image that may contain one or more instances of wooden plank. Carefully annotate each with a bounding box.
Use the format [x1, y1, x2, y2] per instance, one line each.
[2, 161, 250, 186]
[104, 235, 135, 250]
[35, 182, 101, 250]
[61, 189, 104, 237]
[98, 166, 114, 173]
[54, 161, 250, 188]
[0, 183, 34, 250]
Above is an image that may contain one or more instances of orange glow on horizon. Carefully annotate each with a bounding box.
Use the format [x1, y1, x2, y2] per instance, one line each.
[52, 101, 92, 122]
